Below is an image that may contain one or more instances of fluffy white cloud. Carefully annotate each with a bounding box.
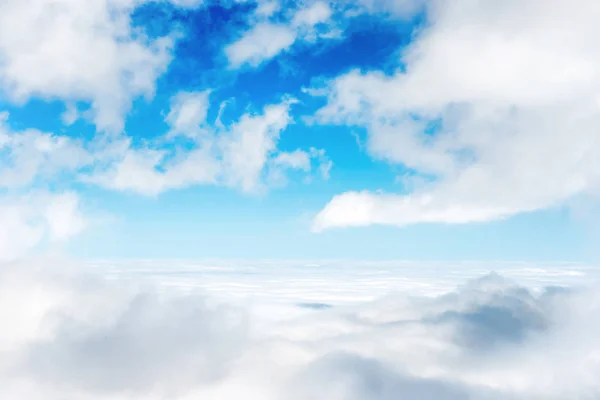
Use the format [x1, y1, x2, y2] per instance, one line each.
[90, 101, 291, 195]
[87, 96, 330, 195]
[0, 0, 177, 132]
[0, 116, 87, 259]
[0, 92, 329, 198]
[86, 144, 219, 196]
[219, 102, 292, 191]
[0, 112, 92, 188]
[313, 0, 600, 230]
[1, 259, 600, 399]
[0, 259, 248, 398]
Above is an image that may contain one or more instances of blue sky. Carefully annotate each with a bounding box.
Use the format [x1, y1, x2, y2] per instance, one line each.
[0, 0, 598, 262]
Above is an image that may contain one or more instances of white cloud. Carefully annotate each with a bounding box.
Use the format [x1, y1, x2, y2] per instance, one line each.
[254, 0, 280, 17]
[0, 204, 44, 262]
[291, 1, 332, 27]
[86, 145, 220, 196]
[0, 259, 248, 398]
[310, 147, 333, 180]
[1, 259, 600, 399]
[88, 98, 328, 195]
[313, 0, 600, 230]
[273, 149, 312, 171]
[269, 148, 332, 186]
[61, 103, 81, 126]
[1, 92, 326, 198]
[225, 23, 297, 68]
[44, 192, 87, 241]
[0, 115, 88, 259]
[0, 0, 179, 132]
[166, 90, 212, 138]
[220, 103, 292, 191]
[0, 112, 92, 188]
[225, 1, 337, 68]
[90, 102, 290, 196]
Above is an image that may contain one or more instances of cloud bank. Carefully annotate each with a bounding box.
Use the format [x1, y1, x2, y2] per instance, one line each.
[1, 259, 600, 399]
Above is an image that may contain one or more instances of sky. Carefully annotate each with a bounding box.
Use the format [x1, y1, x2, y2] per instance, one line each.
[1, 0, 600, 262]
[5, 2, 600, 398]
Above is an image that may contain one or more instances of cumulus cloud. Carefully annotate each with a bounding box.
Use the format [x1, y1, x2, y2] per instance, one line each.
[313, 0, 600, 230]
[1, 94, 329, 197]
[0, 0, 179, 132]
[86, 145, 217, 196]
[218, 102, 293, 191]
[89, 100, 291, 194]
[0, 112, 91, 188]
[1, 259, 600, 399]
[86, 95, 331, 195]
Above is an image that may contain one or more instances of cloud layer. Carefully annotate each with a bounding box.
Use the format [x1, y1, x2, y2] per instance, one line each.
[1, 259, 600, 399]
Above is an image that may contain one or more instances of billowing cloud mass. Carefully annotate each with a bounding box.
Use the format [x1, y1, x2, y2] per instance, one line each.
[1, 259, 600, 399]
[313, 0, 600, 230]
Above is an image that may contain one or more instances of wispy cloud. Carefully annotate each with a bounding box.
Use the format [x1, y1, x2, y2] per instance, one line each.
[0, 193, 86, 261]
[225, 1, 339, 69]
